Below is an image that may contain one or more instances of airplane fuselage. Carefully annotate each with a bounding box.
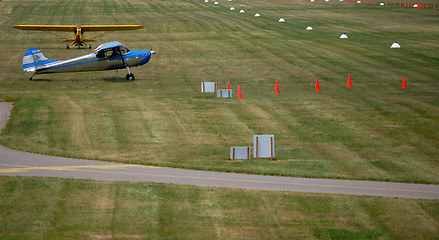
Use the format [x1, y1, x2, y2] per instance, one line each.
[23, 41, 155, 80]
[35, 50, 151, 74]
[74, 25, 84, 45]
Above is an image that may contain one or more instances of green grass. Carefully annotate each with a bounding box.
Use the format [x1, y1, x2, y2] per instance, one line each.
[1, 1, 439, 236]
[1, 0, 439, 183]
[1, 177, 438, 239]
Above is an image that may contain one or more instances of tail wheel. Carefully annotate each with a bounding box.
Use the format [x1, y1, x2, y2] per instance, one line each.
[126, 73, 135, 81]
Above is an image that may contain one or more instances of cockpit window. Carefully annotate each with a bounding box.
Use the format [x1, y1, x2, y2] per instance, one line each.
[106, 49, 116, 58]
[96, 50, 105, 58]
[119, 46, 130, 54]
[96, 46, 130, 58]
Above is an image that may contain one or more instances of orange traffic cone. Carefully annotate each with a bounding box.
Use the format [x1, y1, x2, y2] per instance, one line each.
[402, 76, 407, 89]
[315, 78, 320, 91]
[237, 85, 243, 98]
[347, 74, 352, 87]
[275, 80, 280, 93]
[227, 82, 231, 90]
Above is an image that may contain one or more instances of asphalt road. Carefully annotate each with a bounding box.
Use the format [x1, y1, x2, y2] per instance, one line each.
[1, 103, 438, 200]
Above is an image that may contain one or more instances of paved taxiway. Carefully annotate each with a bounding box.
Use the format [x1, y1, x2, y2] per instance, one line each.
[1, 103, 438, 199]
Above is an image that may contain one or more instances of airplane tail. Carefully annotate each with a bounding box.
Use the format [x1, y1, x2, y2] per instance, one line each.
[22, 48, 58, 73]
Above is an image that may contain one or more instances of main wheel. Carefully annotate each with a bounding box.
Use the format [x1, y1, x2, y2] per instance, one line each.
[126, 73, 135, 81]
[66, 45, 70, 49]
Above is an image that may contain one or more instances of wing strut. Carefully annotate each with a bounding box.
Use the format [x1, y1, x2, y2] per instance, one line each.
[117, 47, 135, 80]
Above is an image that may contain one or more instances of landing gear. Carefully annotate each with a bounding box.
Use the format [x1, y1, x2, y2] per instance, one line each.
[117, 46, 135, 81]
[66, 42, 91, 49]
[126, 73, 135, 81]
[29, 72, 36, 80]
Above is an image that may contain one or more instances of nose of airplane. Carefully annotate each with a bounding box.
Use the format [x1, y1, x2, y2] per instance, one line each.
[148, 50, 156, 62]
[133, 50, 154, 67]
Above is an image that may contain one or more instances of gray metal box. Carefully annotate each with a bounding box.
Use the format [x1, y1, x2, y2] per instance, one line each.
[201, 82, 217, 93]
[217, 89, 232, 98]
[230, 147, 251, 160]
[254, 135, 275, 159]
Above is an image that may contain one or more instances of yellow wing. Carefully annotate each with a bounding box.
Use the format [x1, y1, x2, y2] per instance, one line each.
[13, 25, 77, 32]
[81, 25, 144, 31]
[13, 25, 144, 32]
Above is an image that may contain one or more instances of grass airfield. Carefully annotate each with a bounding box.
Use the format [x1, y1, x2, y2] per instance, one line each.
[1, 0, 439, 183]
[1, 0, 439, 184]
[0, 0, 439, 238]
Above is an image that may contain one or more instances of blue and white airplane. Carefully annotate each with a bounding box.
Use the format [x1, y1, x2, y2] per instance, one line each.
[22, 41, 155, 80]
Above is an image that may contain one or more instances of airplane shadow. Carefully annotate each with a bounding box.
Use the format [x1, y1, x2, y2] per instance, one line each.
[103, 77, 133, 83]
[29, 78, 52, 82]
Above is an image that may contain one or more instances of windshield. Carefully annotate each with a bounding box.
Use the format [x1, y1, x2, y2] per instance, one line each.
[96, 46, 130, 58]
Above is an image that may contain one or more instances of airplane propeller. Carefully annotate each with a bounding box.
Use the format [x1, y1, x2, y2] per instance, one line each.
[150, 47, 156, 60]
